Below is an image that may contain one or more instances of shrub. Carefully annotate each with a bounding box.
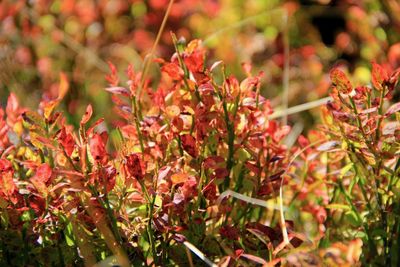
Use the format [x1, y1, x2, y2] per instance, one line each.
[0, 38, 399, 266]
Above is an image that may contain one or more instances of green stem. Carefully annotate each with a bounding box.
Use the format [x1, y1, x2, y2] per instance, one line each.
[139, 180, 157, 263]
[132, 96, 145, 155]
[338, 181, 377, 257]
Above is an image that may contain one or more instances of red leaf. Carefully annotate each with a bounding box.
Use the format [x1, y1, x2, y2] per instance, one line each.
[181, 176, 197, 199]
[220, 225, 240, 240]
[0, 159, 16, 201]
[203, 156, 225, 169]
[234, 249, 244, 259]
[6, 93, 20, 126]
[125, 153, 144, 180]
[382, 122, 399, 135]
[87, 118, 105, 136]
[202, 181, 217, 201]
[298, 135, 310, 148]
[57, 127, 75, 157]
[105, 86, 130, 96]
[80, 104, 93, 125]
[89, 133, 108, 163]
[6, 93, 19, 115]
[184, 51, 204, 73]
[242, 62, 252, 76]
[120, 125, 137, 139]
[211, 168, 229, 179]
[105, 61, 119, 86]
[180, 134, 197, 157]
[157, 166, 171, 182]
[30, 164, 52, 198]
[34, 163, 53, 184]
[385, 102, 400, 116]
[360, 107, 378, 114]
[268, 170, 285, 182]
[330, 68, 352, 94]
[0, 159, 13, 172]
[371, 62, 389, 91]
[198, 83, 214, 95]
[103, 165, 117, 192]
[389, 68, 400, 88]
[273, 125, 291, 142]
[246, 222, 280, 241]
[240, 254, 267, 265]
[162, 63, 183, 80]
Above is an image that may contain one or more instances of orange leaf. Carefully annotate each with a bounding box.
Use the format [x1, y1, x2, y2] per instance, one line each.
[81, 104, 93, 125]
[162, 63, 183, 80]
[43, 100, 58, 119]
[166, 105, 180, 118]
[58, 72, 69, 100]
[171, 172, 188, 185]
[330, 68, 352, 94]
[43, 73, 69, 119]
[1, 171, 16, 198]
[371, 62, 388, 91]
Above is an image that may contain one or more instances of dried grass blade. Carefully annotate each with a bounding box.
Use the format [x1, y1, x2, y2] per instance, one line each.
[183, 241, 217, 267]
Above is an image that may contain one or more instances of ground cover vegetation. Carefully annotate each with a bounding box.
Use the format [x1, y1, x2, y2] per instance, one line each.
[1, 0, 400, 266]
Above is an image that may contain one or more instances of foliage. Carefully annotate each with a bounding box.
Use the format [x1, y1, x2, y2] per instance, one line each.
[1, 35, 399, 265]
[1, 1, 400, 266]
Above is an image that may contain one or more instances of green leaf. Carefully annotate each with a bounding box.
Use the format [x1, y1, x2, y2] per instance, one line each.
[340, 163, 354, 177]
[326, 204, 351, 211]
[22, 111, 46, 130]
[21, 210, 32, 222]
[345, 211, 362, 227]
[65, 222, 75, 247]
[139, 234, 150, 253]
[237, 147, 251, 162]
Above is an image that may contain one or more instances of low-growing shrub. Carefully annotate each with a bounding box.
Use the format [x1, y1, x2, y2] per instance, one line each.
[0, 38, 399, 266]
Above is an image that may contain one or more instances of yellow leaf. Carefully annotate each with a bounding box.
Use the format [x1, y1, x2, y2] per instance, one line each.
[44, 100, 58, 119]
[166, 105, 180, 118]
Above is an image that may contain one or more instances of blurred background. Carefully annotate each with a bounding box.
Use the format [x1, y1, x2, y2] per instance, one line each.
[1, 0, 400, 130]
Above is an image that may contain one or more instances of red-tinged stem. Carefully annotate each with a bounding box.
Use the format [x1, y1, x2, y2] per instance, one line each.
[132, 96, 145, 155]
[375, 87, 386, 143]
[374, 87, 388, 263]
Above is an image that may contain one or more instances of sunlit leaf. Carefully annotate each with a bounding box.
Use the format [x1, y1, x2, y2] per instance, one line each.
[330, 68, 352, 94]
[171, 172, 188, 185]
[371, 62, 388, 91]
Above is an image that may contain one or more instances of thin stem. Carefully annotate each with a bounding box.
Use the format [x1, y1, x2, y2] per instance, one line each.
[132, 96, 145, 155]
[138, 0, 175, 97]
[282, 11, 289, 125]
[139, 180, 157, 263]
